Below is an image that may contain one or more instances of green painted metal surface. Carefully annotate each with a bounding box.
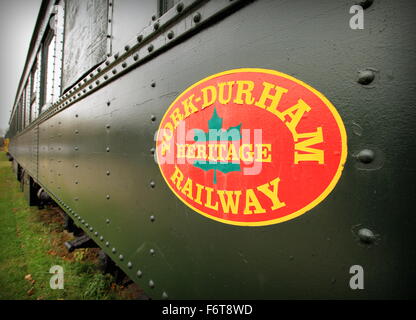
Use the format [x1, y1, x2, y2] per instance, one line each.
[8, 0, 416, 299]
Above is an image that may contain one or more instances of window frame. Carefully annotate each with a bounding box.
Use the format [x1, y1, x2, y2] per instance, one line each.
[40, 25, 55, 112]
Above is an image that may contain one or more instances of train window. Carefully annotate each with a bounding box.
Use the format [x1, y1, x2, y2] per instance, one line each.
[17, 99, 23, 132]
[63, 0, 108, 91]
[24, 83, 31, 127]
[42, 29, 56, 107]
[39, 4, 64, 114]
[30, 54, 40, 121]
[22, 86, 30, 129]
[20, 91, 25, 129]
[22, 90, 27, 129]
[158, 0, 180, 16]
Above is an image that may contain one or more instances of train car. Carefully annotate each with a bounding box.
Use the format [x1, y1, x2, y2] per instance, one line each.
[6, 0, 416, 299]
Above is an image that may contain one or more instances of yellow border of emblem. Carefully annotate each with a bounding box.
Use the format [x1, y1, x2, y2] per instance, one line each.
[156, 68, 348, 226]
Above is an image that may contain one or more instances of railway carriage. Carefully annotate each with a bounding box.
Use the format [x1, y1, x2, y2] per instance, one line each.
[5, 0, 416, 299]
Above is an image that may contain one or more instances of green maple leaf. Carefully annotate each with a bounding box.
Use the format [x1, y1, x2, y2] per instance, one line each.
[193, 107, 241, 184]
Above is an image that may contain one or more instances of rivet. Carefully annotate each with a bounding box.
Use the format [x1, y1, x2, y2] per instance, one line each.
[97, 67, 101, 73]
[358, 228, 376, 244]
[105, 60, 110, 66]
[357, 69, 375, 85]
[153, 22, 159, 30]
[112, 69, 117, 75]
[95, 80, 100, 85]
[112, 247, 116, 253]
[89, 227, 93, 231]
[75, 197, 79, 201]
[151, 115, 156, 121]
[193, 12, 201, 23]
[114, 53, 119, 59]
[148, 44, 154, 52]
[133, 54, 139, 61]
[151, 82, 156, 88]
[90, 73, 94, 78]
[75, 114, 78, 118]
[75, 181, 79, 184]
[106, 194, 110, 200]
[107, 101, 111, 106]
[85, 223, 89, 227]
[89, 85, 93, 89]
[150, 215, 155, 222]
[162, 292, 168, 299]
[106, 124, 111, 129]
[137, 35, 143, 43]
[104, 75, 108, 80]
[74, 146, 79, 151]
[81, 220, 85, 224]
[136, 270, 142, 278]
[150, 249, 155, 255]
[127, 262, 132, 268]
[94, 231, 98, 236]
[357, 149, 375, 164]
[176, 3, 184, 12]
[122, 62, 127, 68]
[119, 254, 124, 261]
[149, 280, 155, 288]
[106, 170, 110, 176]
[82, 89, 86, 93]
[151, 15, 156, 21]
[150, 181, 155, 188]
[167, 31, 174, 40]
[106, 219, 110, 224]
[124, 45, 130, 51]
[106, 147, 110, 152]
[150, 148, 155, 155]
[105, 241, 110, 247]
[75, 164, 79, 168]
[99, 236, 104, 241]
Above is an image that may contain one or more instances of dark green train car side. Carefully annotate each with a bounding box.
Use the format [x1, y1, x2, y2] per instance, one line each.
[6, 0, 416, 299]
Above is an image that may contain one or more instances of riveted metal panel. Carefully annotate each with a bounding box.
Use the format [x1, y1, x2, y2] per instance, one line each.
[10, 128, 38, 179]
[9, 0, 416, 299]
[110, 0, 158, 55]
[85, 0, 414, 299]
[62, 0, 108, 91]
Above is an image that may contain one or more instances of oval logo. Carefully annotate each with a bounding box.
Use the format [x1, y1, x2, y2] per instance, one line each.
[156, 68, 347, 226]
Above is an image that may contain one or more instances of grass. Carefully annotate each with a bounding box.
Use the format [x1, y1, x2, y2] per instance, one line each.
[0, 151, 121, 300]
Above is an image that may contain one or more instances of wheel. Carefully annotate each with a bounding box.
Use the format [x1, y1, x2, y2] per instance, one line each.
[98, 250, 116, 275]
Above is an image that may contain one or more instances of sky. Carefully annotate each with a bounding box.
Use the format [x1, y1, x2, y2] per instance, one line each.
[0, 0, 42, 136]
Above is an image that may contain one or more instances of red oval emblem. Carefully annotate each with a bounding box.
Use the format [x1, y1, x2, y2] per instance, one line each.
[156, 69, 347, 226]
